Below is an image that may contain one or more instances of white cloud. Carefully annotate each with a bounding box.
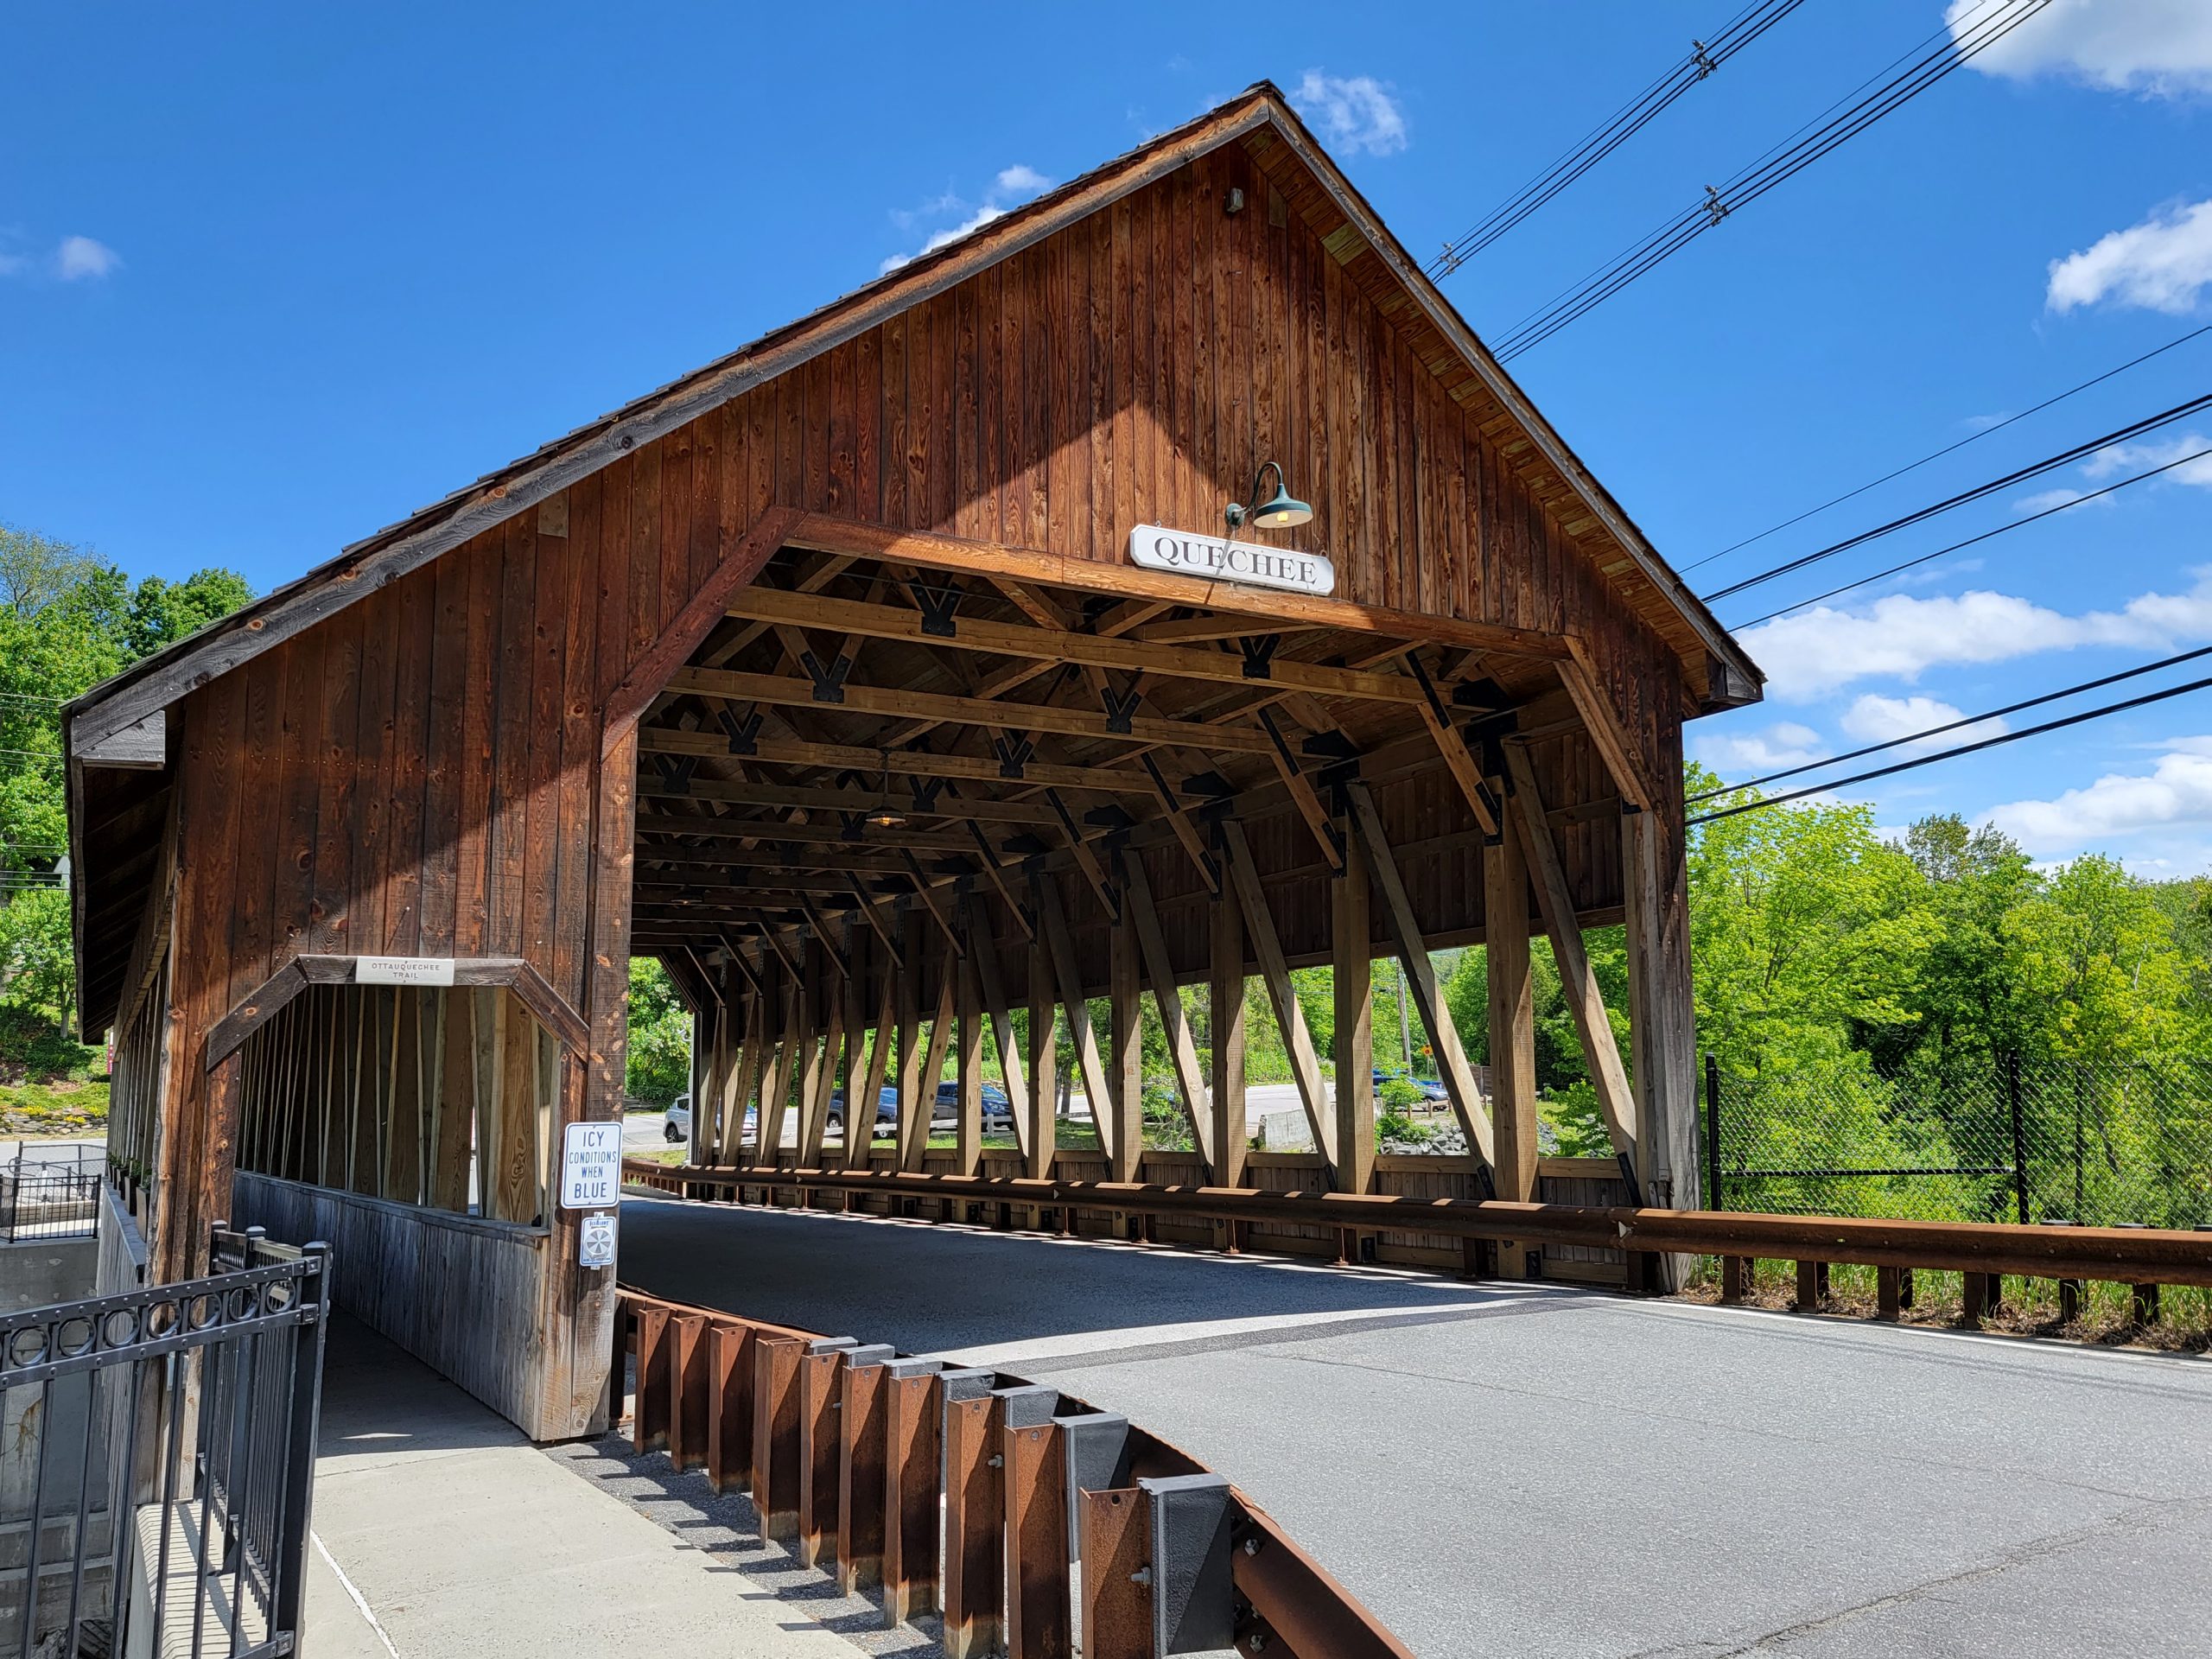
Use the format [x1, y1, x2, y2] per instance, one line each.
[1950, 0, 2212, 98]
[2046, 197, 2212, 314]
[2084, 429, 2212, 487]
[1288, 71, 1408, 156]
[879, 164, 1051, 274]
[1840, 694, 2007, 753]
[2012, 486, 2095, 513]
[1987, 745, 2212, 851]
[1742, 569, 2212, 700]
[54, 235, 119, 281]
[1693, 721, 1826, 774]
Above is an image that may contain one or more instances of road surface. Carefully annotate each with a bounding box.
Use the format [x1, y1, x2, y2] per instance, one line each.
[615, 1194, 2212, 1658]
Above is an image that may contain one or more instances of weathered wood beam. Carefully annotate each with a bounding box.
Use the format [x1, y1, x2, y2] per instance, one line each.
[1332, 814, 1376, 1196]
[963, 889, 1032, 1160]
[1117, 849, 1212, 1165]
[1208, 869, 1247, 1191]
[909, 949, 957, 1173]
[894, 906, 925, 1169]
[639, 774, 1061, 825]
[665, 666, 1278, 755]
[1406, 658, 1501, 837]
[1218, 819, 1334, 1174]
[1558, 639, 1661, 817]
[1501, 741, 1640, 1178]
[635, 813, 975, 853]
[1034, 869, 1116, 1167]
[954, 948, 983, 1176]
[1108, 906, 1144, 1184]
[1026, 922, 1058, 1179]
[785, 517, 1574, 662]
[725, 587, 1429, 705]
[641, 725, 1156, 796]
[901, 851, 966, 957]
[1343, 779, 1496, 1165]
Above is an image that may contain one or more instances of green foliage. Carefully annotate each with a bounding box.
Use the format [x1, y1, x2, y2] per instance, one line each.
[1539, 1081, 1614, 1160]
[1376, 1106, 1430, 1144]
[624, 957, 693, 1106]
[0, 524, 251, 1074]
[1378, 1077, 1422, 1110]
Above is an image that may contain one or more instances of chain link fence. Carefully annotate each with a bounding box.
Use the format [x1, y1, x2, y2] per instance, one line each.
[1706, 1052, 2212, 1230]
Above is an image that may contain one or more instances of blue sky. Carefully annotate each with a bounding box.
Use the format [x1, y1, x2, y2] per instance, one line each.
[4, 3, 2211, 873]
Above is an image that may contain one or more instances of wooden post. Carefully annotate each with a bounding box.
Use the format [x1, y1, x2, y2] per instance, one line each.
[1219, 819, 1334, 1175]
[837, 928, 871, 1169]
[1624, 807, 1699, 1212]
[955, 933, 984, 1177]
[963, 889, 1033, 1162]
[1035, 868, 1115, 1174]
[894, 901, 924, 1171]
[1502, 743, 1640, 1176]
[1120, 849, 1213, 1162]
[911, 946, 957, 1175]
[1209, 862, 1247, 1192]
[1332, 805, 1376, 1196]
[1026, 918, 1058, 1180]
[1108, 899, 1144, 1183]
[1487, 804, 1539, 1277]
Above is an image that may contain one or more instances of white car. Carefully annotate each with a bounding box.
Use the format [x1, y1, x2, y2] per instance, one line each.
[664, 1096, 691, 1143]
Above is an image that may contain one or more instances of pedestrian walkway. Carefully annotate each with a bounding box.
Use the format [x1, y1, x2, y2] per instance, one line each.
[307, 1315, 851, 1659]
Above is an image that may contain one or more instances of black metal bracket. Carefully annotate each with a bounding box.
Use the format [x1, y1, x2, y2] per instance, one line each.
[994, 734, 1035, 780]
[652, 753, 697, 795]
[1236, 633, 1281, 680]
[908, 777, 948, 815]
[911, 579, 962, 638]
[837, 810, 868, 842]
[801, 650, 853, 704]
[1299, 728, 1361, 762]
[1100, 685, 1143, 735]
[717, 707, 762, 756]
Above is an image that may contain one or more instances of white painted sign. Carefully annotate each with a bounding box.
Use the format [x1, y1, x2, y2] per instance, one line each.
[354, 956, 457, 988]
[1128, 524, 1336, 597]
[579, 1211, 617, 1269]
[561, 1121, 624, 1211]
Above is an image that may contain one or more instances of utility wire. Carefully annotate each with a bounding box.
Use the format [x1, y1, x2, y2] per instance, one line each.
[1688, 644, 2212, 802]
[1734, 441, 2212, 627]
[1685, 323, 2212, 574]
[1427, 0, 1810, 276]
[1491, 0, 2050, 362]
[1688, 670, 2212, 824]
[1700, 392, 2212, 603]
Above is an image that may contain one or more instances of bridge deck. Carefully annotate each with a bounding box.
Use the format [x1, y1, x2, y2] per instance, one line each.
[617, 1194, 2212, 1659]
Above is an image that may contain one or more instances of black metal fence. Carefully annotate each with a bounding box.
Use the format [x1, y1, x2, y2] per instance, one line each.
[2, 1147, 103, 1243]
[1, 1225, 332, 1659]
[1706, 1051, 2212, 1230]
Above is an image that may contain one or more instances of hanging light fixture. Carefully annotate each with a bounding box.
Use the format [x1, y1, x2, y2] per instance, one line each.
[1224, 460, 1313, 532]
[865, 758, 906, 830]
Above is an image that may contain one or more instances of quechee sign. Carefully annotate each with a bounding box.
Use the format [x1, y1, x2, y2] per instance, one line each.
[1128, 524, 1336, 597]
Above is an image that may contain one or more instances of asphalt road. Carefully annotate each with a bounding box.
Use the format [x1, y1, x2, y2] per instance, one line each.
[616, 1195, 2212, 1659]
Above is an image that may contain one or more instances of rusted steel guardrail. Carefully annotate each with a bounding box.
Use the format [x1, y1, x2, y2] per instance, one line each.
[623, 1157, 2212, 1320]
[612, 1282, 1412, 1659]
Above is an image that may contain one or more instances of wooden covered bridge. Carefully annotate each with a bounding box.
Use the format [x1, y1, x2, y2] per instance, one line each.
[65, 83, 1761, 1440]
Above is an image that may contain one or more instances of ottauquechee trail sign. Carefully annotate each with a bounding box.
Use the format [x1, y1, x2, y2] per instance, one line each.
[1128, 524, 1336, 597]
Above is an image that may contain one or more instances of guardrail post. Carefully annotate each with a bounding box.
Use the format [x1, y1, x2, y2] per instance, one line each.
[798, 1338, 861, 1567]
[1793, 1260, 1827, 1313]
[1719, 1255, 1749, 1304]
[753, 1334, 806, 1544]
[1082, 1487, 1154, 1658]
[1005, 1419, 1071, 1659]
[633, 1304, 672, 1453]
[1140, 1473, 1234, 1655]
[1961, 1272, 1991, 1329]
[881, 1358, 945, 1625]
[669, 1314, 709, 1470]
[837, 1349, 896, 1594]
[1875, 1266, 1903, 1322]
[706, 1320, 755, 1494]
[943, 1374, 1028, 1657]
[2133, 1281, 2160, 1325]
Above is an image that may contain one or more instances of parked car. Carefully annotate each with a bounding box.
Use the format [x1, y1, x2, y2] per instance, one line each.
[664, 1096, 691, 1142]
[932, 1080, 1014, 1134]
[1413, 1077, 1449, 1102]
[828, 1084, 902, 1138]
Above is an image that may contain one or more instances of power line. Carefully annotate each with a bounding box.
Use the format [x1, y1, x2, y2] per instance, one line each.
[1491, 0, 2050, 362]
[1700, 392, 2212, 603]
[1688, 669, 2212, 825]
[1684, 323, 2212, 575]
[1427, 0, 1810, 276]
[1733, 440, 2212, 627]
[1688, 644, 2212, 802]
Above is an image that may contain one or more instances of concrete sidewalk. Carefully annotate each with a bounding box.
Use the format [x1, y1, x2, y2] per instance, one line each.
[306, 1316, 850, 1659]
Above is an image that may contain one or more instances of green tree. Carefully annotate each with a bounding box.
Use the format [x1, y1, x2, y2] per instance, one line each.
[624, 957, 693, 1105]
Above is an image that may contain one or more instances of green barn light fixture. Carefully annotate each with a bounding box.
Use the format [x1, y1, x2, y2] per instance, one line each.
[1224, 460, 1313, 533]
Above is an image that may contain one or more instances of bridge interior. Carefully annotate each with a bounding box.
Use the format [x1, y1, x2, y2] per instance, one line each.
[615, 528, 1692, 1222]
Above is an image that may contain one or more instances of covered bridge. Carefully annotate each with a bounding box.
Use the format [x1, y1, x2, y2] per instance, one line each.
[66, 83, 1761, 1439]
